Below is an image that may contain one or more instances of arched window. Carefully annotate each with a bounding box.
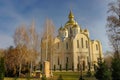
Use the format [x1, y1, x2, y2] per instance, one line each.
[77, 40, 79, 48]
[86, 40, 88, 48]
[76, 29, 78, 34]
[74, 29, 76, 34]
[66, 42, 68, 49]
[58, 42, 59, 49]
[65, 32, 66, 36]
[70, 28, 72, 34]
[96, 44, 98, 50]
[78, 56, 80, 62]
[81, 38, 84, 48]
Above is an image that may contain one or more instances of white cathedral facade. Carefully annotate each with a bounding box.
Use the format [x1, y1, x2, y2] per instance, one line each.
[41, 11, 103, 71]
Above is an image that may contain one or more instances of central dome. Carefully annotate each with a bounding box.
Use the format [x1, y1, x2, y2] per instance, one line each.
[65, 10, 76, 26]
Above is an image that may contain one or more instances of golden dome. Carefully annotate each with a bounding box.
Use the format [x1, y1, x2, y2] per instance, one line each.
[72, 24, 78, 28]
[59, 26, 63, 31]
[65, 10, 76, 26]
[59, 26, 67, 31]
[68, 10, 74, 19]
[84, 29, 88, 32]
[62, 27, 67, 31]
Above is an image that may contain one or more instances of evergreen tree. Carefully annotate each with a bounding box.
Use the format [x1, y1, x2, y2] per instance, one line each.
[60, 64, 62, 71]
[94, 58, 111, 80]
[94, 64, 97, 71]
[66, 63, 68, 71]
[86, 62, 92, 77]
[0, 57, 5, 80]
[77, 63, 80, 71]
[111, 57, 120, 80]
[54, 65, 56, 71]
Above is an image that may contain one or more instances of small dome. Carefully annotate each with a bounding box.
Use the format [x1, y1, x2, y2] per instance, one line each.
[72, 24, 78, 29]
[62, 27, 67, 31]
[58, 26, 67, 31]
[84, 29, 88, 32]
[59, 26, 63, 31]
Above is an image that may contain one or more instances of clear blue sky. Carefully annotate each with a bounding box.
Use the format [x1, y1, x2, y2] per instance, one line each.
[0, 0, 114, 53]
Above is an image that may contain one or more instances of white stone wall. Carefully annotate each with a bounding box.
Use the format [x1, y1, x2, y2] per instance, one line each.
[41, 11, 103, 71]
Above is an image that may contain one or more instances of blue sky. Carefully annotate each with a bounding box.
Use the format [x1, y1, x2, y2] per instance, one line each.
[0, 0, 114, 53]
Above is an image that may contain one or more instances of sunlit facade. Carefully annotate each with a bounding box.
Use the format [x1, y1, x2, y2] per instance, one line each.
[41, 11, 103, 71]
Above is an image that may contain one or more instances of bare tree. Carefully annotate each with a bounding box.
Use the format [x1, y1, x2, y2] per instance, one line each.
[13, 24, 29, 76]
[0, 49, 4, 58]
[13, 21, 40, 76]
[41, 19, 55, 61]
[107, 0, 120, 57]
[41, 19, 55, 75]
[28, 20, 39, 76]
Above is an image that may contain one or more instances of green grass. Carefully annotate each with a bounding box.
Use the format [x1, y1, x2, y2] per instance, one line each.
[4, 71, 96, 80]
[53, 72, 79, 80]
[53, 71, 96, 80]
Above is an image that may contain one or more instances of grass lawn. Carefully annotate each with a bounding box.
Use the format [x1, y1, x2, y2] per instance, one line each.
[4, 71, 96, 80]
[53, 71, 96, 80]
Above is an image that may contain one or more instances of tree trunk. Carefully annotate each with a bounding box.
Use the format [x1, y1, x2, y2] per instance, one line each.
[19, 63, 21, 77]
[30, 61, 33, 77]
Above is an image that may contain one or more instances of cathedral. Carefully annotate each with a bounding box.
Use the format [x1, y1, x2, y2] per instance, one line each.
[41, 11, 103, 71]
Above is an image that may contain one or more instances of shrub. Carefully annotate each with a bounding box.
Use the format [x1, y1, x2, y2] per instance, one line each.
[57, 75, 63, 80]
[111, 58, 120, 80]
[79, 76, 85, 80]
[66, 63, 68, 71]
[60, 64, 62, 71]
[54, 65, 56, 71]
[72, 63, 74, 71]
[41, 75, 47, 80]
[95, 58, 111, 80]
[77, 63, 80, 71]
[86, 69, 92, 77]
[0, 57, 5, 80]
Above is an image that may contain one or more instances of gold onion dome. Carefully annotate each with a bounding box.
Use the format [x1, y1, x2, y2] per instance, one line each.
[59, 26, 67, 31]
[68, 10, 74, 19]
[65, 10, 76, 26]
[59, 26, 63, 31]
[84, 29, 88, 32]
[72, 24, 78, 28]
[62, 27, 67, 31]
